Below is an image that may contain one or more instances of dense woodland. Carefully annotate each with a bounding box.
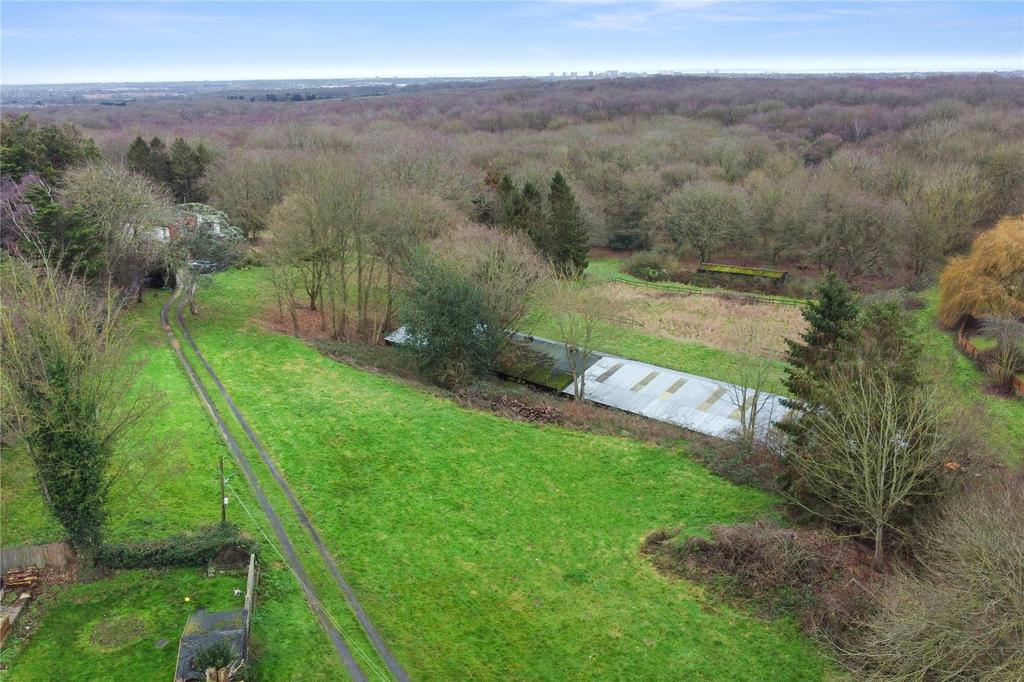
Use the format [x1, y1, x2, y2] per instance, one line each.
[8, 74, 1024, 287]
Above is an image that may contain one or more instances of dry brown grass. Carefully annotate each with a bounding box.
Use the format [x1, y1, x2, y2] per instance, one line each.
[601, 282, 806, 358]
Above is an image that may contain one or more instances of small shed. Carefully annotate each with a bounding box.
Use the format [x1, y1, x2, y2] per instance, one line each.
[173, 608, 246, 681]
[174, 554, 256, 682]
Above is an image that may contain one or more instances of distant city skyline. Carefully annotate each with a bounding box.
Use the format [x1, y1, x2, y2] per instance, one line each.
[1, 1, 1022, 85]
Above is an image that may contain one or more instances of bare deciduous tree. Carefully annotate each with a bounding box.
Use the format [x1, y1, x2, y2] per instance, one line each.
[789, 372, 950, 569]
[61, 161, 175, 301]
[546, 281, 617, 400]
[433, 223, 552, 336]
[726, 322, 782, 445]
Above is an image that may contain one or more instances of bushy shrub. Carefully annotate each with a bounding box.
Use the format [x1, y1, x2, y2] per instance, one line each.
[682, 521, 864, 594]
[845, 473, 1024, 680]
[623, 251, 676, 281]
[399, 257, 505, 389]
[643, 521, 877, 631]
[691, 440, 783, 492]
[192, 640, 241, 672]
[608, 230, 650, 251]
[96, 523, 257, 570]
[979, 317, 1024, 392]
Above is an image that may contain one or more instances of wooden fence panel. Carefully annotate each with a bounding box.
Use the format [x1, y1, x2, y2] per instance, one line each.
[0, 541, 73, 573]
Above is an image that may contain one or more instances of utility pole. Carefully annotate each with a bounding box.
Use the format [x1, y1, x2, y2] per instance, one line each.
[219, 456, 227, 524]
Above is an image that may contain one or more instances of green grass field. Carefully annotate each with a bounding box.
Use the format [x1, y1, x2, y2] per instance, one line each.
[0, 290, 348, 681]
[15, 259, 1020, 679]
[2, 268, 829, 680]
[915, 292, 1023, 462]
[0, 569, 242, 681]
[166, 268, 828, 680]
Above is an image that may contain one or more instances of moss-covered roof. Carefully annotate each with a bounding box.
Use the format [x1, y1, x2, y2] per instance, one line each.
[697, 263, 788, 280]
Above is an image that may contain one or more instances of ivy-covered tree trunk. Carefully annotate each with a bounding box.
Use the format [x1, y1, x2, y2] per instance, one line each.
[25, 347, 113, 556]
[3, 257, 153, 561]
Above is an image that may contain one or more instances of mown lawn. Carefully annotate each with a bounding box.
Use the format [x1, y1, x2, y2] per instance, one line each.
[0, 569, 242, 681]
[177, 268, 829, 680]
[1, 289, 346, 681]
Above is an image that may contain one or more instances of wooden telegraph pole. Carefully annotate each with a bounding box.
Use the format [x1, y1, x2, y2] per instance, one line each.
[220, 456, 227, 524]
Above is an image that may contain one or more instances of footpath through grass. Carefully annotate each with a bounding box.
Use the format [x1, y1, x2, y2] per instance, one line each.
[176, 268, 828, 680]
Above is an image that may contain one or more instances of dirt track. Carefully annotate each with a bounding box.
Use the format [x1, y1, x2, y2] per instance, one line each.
[167, 290, 408, 681]
[163, 288, 392, 681]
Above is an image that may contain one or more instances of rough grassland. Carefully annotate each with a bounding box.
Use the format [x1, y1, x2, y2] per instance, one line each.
[597, 282, 804, 358]
[180, 268, 828, 680]
[523, 257, 793, 389]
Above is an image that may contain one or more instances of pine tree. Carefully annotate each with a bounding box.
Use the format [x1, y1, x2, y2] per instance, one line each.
[169, 137, 211, 203]
[125, 136, 151, 176]
[547, 171, 589, 277]
[147, 136, 172, 185]
[516, 181, 546, 249]
[783, 270, 860, 405]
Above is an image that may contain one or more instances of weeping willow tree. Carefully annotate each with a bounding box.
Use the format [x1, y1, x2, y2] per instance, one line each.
[938, 215, 1024, 328]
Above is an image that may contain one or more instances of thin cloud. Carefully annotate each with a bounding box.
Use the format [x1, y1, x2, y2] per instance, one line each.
[568, 1, 721, 31]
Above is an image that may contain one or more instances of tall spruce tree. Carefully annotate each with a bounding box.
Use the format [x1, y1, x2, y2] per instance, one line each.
[496, 173, 519, 229]
[125, 135, 173, 188]
[857, 300, 923, 389]
[515, 181, 547, 250]
[147, 136, 172, 185]
[125, 136, 151, 176]
[547, 171, 589, 277]
[783, 270, 860, 405]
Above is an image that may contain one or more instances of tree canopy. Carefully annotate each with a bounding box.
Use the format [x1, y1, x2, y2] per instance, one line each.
[937, 215, 1024, 328]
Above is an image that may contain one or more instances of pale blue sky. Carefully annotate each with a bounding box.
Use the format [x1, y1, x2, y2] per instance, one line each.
[1, 1, 1022, 84]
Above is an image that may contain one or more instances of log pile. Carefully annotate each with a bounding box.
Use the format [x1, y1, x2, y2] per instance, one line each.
[3, 566, 40, 590]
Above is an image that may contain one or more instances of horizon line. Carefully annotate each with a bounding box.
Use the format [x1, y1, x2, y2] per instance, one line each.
[4, 68, 1023, 88]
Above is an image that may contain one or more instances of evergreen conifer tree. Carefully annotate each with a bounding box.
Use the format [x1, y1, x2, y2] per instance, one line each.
[547, 171, 589, 277]
[516, 181, 546, 250]
[496, 174, 519, 229]
[146, 136, 172, 185]
[125, 136, 151, 176]
[783, 270, 860, 405]
[169, 137, 212, 203]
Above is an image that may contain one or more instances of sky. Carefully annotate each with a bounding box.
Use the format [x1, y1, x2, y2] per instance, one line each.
[1, 1, 1022, 85]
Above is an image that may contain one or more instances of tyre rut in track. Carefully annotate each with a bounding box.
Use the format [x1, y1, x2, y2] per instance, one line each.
[166, 288, 409, 682]
[160, 290, 369, 681]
